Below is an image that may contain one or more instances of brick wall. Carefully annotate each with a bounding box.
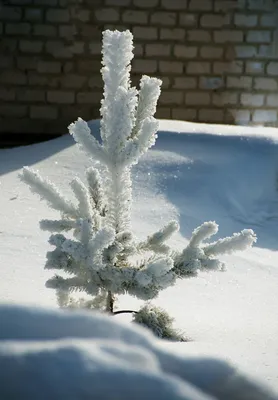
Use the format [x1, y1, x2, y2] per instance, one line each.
[1, 0, 278, 144]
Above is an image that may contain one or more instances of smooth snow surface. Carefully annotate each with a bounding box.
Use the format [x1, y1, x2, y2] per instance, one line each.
[0, 120, 278, 392]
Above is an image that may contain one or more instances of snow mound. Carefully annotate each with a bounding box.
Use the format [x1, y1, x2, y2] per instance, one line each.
[0, 303, 277, 400]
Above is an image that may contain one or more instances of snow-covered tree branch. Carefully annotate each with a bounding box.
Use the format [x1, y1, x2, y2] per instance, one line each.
[20, 29, 257, 340]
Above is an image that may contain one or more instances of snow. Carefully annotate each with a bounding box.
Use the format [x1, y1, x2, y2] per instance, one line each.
[0, 119, 278, 393]
[0, 304, 277, 400]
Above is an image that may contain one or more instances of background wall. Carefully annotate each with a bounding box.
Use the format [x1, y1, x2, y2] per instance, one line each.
[1, 0, 278, 145]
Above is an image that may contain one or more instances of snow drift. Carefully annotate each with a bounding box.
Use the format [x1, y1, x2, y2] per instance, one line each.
[0, 303, 277, 400]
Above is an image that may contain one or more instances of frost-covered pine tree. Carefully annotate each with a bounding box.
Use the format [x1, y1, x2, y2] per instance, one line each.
[21, 30, 256, 340]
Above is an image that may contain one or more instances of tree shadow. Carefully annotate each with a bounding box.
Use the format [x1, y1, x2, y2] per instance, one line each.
[142, 130, 278, 251]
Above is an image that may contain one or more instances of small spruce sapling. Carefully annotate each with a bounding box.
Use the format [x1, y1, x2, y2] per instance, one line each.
[21, 30, 257, 341]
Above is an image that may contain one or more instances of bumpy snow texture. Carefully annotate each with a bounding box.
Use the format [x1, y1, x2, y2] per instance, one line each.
[0, 304, 277, 400]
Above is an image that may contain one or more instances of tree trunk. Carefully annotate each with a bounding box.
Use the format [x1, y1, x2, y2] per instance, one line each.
[106, 290, 114, 313]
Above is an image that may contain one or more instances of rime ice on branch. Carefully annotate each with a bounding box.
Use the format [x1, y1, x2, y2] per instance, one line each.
[20, 30, 256, 339]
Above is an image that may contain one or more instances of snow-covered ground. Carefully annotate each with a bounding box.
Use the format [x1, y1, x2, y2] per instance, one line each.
[1, 119, 278, 392]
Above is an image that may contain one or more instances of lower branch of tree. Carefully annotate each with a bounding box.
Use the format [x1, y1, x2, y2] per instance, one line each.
[112, 310, 138, 315]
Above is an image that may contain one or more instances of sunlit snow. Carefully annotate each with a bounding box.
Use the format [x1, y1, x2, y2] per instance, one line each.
[1, 119, 278, 392]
